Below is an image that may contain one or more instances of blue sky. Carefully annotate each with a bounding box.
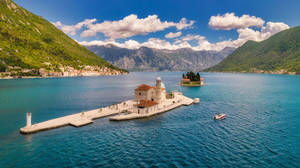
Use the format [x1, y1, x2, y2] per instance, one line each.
[14, 0, 300, 51]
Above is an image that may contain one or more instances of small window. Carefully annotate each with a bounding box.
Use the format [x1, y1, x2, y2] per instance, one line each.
[151, 98, 154, 101]
[139, 92, 141, 96]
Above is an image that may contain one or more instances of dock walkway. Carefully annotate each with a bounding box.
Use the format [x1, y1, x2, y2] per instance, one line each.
[20, 100, 135, 134]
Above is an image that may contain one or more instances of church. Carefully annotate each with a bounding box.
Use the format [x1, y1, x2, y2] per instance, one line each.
[134, 77, 167, 114]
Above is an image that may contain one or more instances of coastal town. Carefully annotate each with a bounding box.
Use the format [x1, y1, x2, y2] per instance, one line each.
[20, 77, 196, 134]
[0, 65, 126, 79]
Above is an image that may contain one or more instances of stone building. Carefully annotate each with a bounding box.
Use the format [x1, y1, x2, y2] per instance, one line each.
[134, 77, 167, 114]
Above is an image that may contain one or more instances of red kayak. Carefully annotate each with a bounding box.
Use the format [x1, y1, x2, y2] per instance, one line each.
[213, 114, 226, 120]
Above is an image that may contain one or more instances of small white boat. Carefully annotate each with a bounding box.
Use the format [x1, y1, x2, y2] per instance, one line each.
[193, 98, 200, 104]
[213, 113, 226, 120]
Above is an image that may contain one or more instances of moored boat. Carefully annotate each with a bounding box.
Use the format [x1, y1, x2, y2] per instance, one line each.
[194, 98, 200, 104]
[213, 113, 226, 120]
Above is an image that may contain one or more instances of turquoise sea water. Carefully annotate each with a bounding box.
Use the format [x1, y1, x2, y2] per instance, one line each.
[0, 72, 299, 168]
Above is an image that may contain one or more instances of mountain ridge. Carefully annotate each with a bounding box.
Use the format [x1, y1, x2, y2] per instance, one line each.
[86, 44, 235, 71]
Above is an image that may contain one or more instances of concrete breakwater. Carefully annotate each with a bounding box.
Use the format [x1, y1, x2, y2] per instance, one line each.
[20, 100, 136, 134]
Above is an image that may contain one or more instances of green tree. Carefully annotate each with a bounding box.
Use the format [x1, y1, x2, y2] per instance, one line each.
[196, 72, 200, 81]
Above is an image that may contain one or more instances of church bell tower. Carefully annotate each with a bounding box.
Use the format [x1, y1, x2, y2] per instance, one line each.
[155, 77, 162, 102]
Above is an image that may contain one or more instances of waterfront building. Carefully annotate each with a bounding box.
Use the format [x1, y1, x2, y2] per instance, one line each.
[134, 77, 167, 114]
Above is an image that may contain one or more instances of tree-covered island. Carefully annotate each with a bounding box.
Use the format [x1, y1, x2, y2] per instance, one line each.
[181, 71, 204, 86]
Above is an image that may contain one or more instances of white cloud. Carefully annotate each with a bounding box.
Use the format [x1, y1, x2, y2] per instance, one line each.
[79, 39, 142, 49]
[81, 14, 174, 39]
[52, 19, 97, 36]
[209, 13, 265, 30]
[165, 32, 182, 38]
[54, 14, 194, 39]
[176, 18, 195, 30]
[237, 21, 290, 42]
[52, 21, 62, 27]
[71, 13, 289, 52]
[79, 20, 289, 52]
[80, 36, 207, 51]
[180, 34, 205, 42]
[261, 22, 290, 36]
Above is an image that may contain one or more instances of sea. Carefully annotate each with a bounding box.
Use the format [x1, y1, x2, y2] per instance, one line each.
[0, 72, 299, 168]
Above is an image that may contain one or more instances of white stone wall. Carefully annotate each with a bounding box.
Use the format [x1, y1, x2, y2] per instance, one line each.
[134, 88, 156, 102]
[136, 105, 158, 114]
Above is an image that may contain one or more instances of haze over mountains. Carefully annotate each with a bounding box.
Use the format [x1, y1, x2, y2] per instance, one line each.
[86, 44, 235, 71]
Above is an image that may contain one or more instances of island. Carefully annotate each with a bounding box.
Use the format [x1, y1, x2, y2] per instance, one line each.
[20, 77, 196, 134]
[180, 71, 204, 86]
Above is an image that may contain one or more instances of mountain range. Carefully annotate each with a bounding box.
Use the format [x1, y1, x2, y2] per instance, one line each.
[0, 0, 126, 78]
[3, 0, 299, 76]
[86, 44, 235, 71]
[207, 26, 300, 74]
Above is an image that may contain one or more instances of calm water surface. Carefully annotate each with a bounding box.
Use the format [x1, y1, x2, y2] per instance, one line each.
[0, 72, 299, 168]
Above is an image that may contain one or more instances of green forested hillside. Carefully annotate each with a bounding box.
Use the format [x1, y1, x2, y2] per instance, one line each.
[0, 0, 124, 76]
[207, 26, 300, 74]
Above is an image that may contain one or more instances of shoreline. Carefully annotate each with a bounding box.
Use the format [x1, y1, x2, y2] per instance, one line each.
[181, 83, 204, 87]
[205, 71, 300, 75]
[2, 71, 299, 80]
[0, 72, 129, 80]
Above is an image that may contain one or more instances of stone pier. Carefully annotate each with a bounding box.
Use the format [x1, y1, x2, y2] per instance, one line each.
[20, 100, 136, 134]
[20, 94, 194, 134]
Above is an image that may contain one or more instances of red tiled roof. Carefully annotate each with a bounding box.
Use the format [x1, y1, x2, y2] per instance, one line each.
[181, 78, 191, 82]
[152, 86, 165, 90]
[135, 84, 152, 91]
[137, 100, 158, 108]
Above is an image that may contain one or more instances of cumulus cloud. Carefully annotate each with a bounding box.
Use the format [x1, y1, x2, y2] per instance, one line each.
[81, 15, 194, 39]
[165, 32, 182, 38]
[237, 22, 290, 42]
[52, 21, 62, 27]
[80, 38, 183, 50]
[73, 13, 289, 51]
[54, 15, 194, 39]
[79, 39, 141, 49]
[176, 18, 195, 30]
[261, 22, 290, 36]
[79, 20, 289, 52]
[52, 19, 97, 36]
[209, 13, 265, 30]
[80, 36, 206, 51]
[81, 15, 173, 39]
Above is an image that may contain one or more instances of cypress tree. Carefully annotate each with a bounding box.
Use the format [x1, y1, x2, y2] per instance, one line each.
[196, 72, 200, 81]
